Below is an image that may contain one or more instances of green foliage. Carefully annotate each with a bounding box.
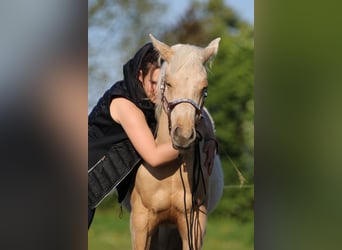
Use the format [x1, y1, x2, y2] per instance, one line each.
[208, 34, 254, 178]
[96, 191, 119, 208]
[88, 208, 132, 250]
[212, 187, 254, 223]
[89, 0, 166, 51]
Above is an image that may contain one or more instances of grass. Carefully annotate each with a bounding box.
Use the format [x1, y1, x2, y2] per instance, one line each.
[88, 206, 254, 250]
[88, 208, 132, 250]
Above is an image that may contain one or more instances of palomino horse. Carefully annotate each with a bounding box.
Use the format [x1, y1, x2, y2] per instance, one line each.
[129, 35, 224, 250]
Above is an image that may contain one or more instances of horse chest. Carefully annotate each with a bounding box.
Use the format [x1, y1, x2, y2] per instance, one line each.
[135, 163, 194, 213]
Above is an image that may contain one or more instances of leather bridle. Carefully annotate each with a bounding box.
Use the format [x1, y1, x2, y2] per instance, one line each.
[160, 74, 208, 133]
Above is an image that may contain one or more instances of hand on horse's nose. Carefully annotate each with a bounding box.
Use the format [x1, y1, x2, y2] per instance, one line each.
[172, 126, 196, 149]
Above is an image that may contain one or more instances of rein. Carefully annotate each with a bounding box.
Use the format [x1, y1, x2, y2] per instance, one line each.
[180, 139, 207, 250]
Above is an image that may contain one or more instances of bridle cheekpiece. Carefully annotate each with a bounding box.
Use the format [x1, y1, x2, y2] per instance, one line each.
[160, 74, 207, 133]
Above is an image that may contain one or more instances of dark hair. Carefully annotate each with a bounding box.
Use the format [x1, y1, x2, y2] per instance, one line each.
[140, 47, 160, 77]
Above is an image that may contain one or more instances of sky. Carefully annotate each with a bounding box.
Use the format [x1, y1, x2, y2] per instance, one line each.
[162, 0, 254, 25]
[227, 0, 254, 25]
[225, 0, 254, 24]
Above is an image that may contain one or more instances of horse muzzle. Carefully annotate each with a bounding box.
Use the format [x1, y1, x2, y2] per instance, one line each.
[171, 126, 196, 150]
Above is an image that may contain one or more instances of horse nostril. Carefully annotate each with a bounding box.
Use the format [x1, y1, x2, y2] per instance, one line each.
[172, 126, 196, 147]
[173, 126, 181, 139]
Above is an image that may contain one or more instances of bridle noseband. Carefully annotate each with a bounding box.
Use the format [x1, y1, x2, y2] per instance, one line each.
[160, 75, 207, 133]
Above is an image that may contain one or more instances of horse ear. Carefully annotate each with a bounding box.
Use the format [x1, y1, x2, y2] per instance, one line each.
[202, 37, 221, 64]
[149, 34, 174, 62]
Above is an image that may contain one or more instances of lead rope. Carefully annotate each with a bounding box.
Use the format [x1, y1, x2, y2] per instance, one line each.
[180, 139, 207, 250]
[179, 160, 192, 249]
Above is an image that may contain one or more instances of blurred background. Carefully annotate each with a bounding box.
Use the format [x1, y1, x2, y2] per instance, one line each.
[88, 0, 254, 249]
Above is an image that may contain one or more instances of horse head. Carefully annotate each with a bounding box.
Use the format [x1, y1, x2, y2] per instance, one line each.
[150, 34, 220, 149]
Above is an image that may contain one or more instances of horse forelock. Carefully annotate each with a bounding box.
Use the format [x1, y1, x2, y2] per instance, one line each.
[169, 44, 205, 73]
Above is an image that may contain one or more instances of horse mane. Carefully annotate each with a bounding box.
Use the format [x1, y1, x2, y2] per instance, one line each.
[154, 60, 166, 124]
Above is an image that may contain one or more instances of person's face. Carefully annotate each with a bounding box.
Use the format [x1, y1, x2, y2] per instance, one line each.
[139, 67, 160, 103]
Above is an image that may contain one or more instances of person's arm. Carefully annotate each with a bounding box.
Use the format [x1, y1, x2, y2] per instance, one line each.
[110, 97, 179, 167]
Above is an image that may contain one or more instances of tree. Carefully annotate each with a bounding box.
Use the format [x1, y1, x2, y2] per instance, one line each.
[88, 0, 166, 110]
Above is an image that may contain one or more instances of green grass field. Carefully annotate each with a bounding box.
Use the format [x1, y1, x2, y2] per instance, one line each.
[88, 207, 254, 250]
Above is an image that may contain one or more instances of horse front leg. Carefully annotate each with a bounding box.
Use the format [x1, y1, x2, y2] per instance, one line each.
[130, 189, 156, 250]
[177, 205, 207, 250]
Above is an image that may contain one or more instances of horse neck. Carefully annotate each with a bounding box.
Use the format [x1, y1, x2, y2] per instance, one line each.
[155, 109, 171, 144]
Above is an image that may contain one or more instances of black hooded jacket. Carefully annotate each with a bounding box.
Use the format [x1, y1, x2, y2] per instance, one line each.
[88, 43, 157, 203]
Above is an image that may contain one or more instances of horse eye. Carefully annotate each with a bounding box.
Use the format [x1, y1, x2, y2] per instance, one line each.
[202, 87, 208, 96]
[165, 82, 172, 88]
